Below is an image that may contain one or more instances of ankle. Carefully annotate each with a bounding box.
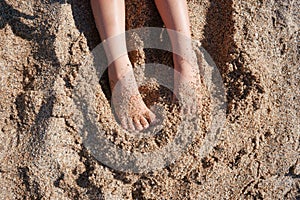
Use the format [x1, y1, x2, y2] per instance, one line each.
[108, 55, 133, 80]
[174, 58, 193, 72]
[110, 54, 131, 66]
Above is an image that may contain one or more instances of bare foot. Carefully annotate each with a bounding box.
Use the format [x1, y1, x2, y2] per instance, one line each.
[109, 55, 156, 131]
[173, 57, 202, 114]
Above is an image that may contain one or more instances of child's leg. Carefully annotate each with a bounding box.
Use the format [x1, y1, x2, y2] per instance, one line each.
[155, 0, 201, 112]
[91, 0, 155, 131]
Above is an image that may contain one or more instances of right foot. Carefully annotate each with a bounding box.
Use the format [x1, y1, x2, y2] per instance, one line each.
[173, 55, 202, 114]
[109, 55, 156, 131]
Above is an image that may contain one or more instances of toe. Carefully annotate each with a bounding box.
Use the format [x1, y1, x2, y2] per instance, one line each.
[120, 117, 128, 130]
[127, 118, 135, 131]
[140, 116, 149, 129]
[145, 110, 156, 124]
[133, 116, 144, 131]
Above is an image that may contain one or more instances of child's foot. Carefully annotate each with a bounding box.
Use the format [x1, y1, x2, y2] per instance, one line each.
[109, 55, 156, 131]
[173, 57, 202, 114]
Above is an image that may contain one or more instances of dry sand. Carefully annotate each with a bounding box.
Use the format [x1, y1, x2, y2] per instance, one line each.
[0, 0, 299, 199]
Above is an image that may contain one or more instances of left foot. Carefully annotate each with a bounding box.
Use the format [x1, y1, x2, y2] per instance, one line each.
[109, 56, 156, 131]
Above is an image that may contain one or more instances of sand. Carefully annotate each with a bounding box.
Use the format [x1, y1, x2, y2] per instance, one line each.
[0, 0, 299, 199]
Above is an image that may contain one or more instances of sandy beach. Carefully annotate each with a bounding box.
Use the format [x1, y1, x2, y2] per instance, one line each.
[0, 0, 299, 199]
